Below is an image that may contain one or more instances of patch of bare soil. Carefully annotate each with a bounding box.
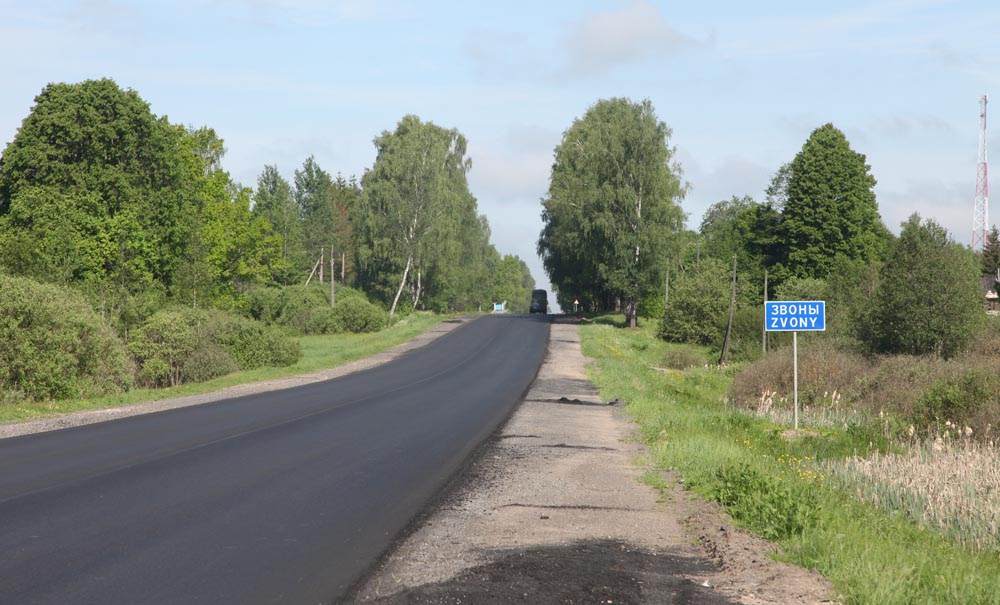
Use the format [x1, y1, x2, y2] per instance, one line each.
[353, 317, 837, 605]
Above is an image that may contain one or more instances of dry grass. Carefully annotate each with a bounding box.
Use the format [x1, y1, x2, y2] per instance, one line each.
[831, 429, 1000, 554]
[728, 337, 1000, 439]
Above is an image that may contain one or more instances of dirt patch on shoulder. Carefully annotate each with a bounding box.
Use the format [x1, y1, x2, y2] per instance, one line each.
[353, 318, 837, 604]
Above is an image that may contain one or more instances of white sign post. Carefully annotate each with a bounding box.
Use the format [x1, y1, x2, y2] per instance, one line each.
[764, 301, 826, 430]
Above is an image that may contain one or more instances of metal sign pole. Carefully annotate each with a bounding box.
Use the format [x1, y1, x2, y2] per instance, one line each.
[793, 331, 798, 430]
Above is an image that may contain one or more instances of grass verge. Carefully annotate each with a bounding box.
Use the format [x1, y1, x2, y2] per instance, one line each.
[579, 314, 1000, 605]
[0, 312, 445, 424]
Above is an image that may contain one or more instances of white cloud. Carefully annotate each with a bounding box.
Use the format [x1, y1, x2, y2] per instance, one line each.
[467, 124, 558, 205]
[876, 178, 971, 240]
[676, 147, 774, 228]
[564, 0, 697, 77]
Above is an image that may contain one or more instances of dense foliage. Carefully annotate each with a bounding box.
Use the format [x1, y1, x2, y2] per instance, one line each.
[0, 80, 288, 329]
[356, 115, 532, 315]
[865, 214, 983, 358]
[538, 98, 686, 326]
[130, 308, 299, 388]
[0, 274, 131, 401]
[776, 124, 891, 280]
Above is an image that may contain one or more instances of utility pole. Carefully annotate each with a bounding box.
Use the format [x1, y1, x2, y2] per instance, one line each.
[719, 255, 737, 366]
[330, 249, 336, 306]
[319, 247, 324, 284]
[664, 260, 670, 307]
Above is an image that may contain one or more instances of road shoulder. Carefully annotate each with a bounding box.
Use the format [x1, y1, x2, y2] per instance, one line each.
[0, 316, 475, 440]
[355, 318, 836, 604]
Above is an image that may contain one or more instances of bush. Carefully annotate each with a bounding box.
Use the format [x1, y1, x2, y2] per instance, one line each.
[659, 258, 731, 346]
[0, 275, 131, 400]
[660, 346, 707, 370]
[209, 312, 300, 370]
[716, 306, 765, 364]
[304, 306, 344, 335]
[246, 284, 380, 334]
[130, 308, 217, 388]
[131, 307, 300, 387]
[330, 297, 388, 333]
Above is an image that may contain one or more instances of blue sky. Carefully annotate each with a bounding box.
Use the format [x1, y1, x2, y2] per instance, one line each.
[2, 0, 999, 298]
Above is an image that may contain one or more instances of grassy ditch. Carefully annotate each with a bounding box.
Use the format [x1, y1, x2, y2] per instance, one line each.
[0, 312, 444, 424]
[579, 316, 1000, 605]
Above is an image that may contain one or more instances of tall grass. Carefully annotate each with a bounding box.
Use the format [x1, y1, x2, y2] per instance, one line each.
[580, 316, 1000, 605]
[831, 430, 1000, 554]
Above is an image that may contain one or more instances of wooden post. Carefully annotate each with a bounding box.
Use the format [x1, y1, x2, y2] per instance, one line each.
[664, 259, 670, 307]
[304, 256, 321, 287]
[762, 270, 769, 354]
[341, 252, 345, 281]
[793, 331, 799, 430]
[319, 247, 324, 284]
[330, 251, 336, 306]
[719, 255, 737, 366]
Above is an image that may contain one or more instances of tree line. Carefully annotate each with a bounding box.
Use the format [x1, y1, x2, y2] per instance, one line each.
[539, 97, 985, 359]
[0, 78, 536, 337]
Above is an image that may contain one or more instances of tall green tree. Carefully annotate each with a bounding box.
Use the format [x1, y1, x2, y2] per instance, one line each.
[357, 115, 476, 317]
[294, 156, 337, 275]
[867, 214, 983, 358]
[173, 128, 286, 308]
[777, 123, 890, 279]
[0, 79, 197, 331]
[981, 225, 1000, 278]
[253, 165, 304, 283]
[538, 97, 686, 327]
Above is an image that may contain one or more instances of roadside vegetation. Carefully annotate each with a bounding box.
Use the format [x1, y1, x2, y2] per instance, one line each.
[0, 311, 442, 424]
[580, 317, 1000, 605]
[538, 96, 1000, 603]
[0, 78, 534, 415]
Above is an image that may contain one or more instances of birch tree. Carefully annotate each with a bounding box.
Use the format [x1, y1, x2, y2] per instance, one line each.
[357, 115, 473, 317]
[538, 98, 685, 327]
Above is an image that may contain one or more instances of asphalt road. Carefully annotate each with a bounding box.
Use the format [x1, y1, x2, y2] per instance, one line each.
[0, 314, 551, 604]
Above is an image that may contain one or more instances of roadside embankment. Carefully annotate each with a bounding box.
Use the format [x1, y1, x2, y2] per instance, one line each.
[356, 317, 834, 604]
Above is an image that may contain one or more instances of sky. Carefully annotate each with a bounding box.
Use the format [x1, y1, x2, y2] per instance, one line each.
[2, 0, 1000, 305]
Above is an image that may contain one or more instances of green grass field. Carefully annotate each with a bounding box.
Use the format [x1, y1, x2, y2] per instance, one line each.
[0, 312, 444, 424]
[579, 315, 1000, 605]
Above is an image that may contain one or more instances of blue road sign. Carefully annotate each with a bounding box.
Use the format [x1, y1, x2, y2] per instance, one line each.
[765, 301, 825, 332]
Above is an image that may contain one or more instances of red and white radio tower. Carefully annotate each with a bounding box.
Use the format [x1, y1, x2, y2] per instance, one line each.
[973, 94, 989, 250]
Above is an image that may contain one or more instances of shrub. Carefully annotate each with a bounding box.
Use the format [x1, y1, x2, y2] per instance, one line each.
[130, 308, 216, 388]
[331, 297, 388, 333]
[715, 306, 765, 364]
[304, 306, 344, 335]
[209, 312, 300, 370]
[0, 275, 131, 400]
[182, 343, 240, 384]
[244, 284, 374, 334]
[131, 307, 300, 387]
[660, 346, 706, 370]
[659, 258, 731, 346]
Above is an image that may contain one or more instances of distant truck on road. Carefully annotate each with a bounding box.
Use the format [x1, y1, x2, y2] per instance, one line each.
[529, 289, 548, 314]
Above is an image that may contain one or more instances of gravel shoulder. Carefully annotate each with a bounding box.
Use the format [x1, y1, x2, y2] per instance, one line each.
[353, 317, 837, 604]
[0, 316, 474, 440]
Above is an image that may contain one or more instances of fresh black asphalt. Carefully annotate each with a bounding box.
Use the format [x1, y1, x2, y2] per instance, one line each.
[0, 314, 551, 604]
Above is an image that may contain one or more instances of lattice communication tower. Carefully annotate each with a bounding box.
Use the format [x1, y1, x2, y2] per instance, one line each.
[973, 94, 990, 250]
